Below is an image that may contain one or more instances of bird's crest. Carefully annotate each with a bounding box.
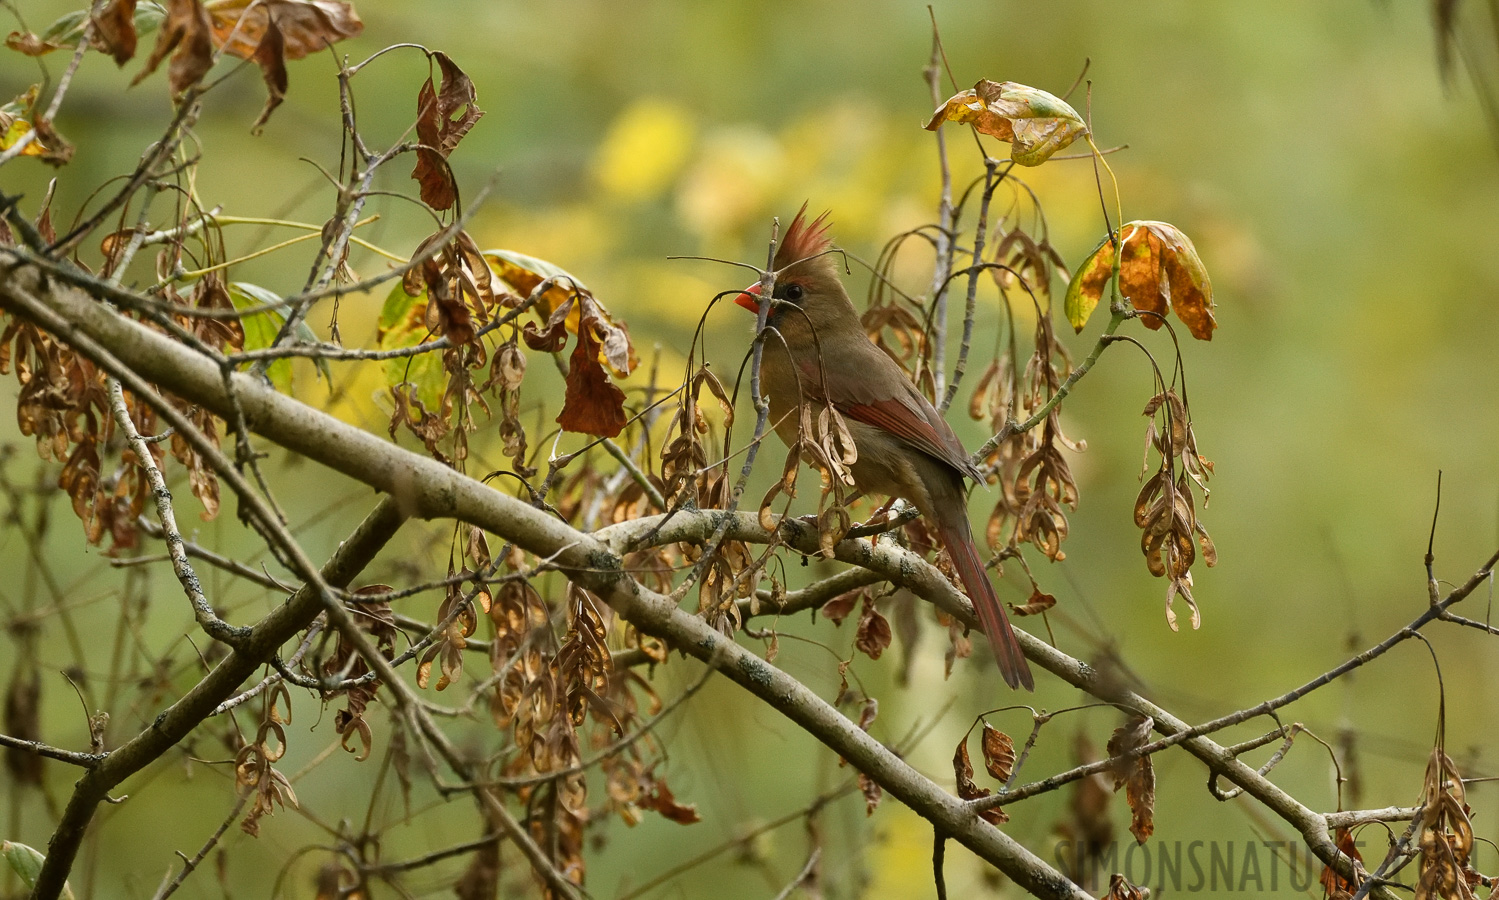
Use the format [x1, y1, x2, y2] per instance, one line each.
[773, 203, 835, 273]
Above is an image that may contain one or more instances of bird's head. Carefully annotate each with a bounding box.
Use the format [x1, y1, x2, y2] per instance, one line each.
[734, 205, 853, 335]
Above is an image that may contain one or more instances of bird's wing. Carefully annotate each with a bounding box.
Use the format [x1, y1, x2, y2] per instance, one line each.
[828, 358, 984, 483]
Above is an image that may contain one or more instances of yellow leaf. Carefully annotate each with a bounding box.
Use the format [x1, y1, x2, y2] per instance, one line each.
[925, 79, 1087, 166]
[484, 249, 638, 376]
[1063, 233, 1115, 333]
[0, 118, 45, 156]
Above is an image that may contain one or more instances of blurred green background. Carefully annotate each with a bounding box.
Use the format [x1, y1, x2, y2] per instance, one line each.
[3, 0, 1499, 897]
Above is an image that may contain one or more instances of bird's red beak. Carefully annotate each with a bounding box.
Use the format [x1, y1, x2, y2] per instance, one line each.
[735, 282, 763, 313]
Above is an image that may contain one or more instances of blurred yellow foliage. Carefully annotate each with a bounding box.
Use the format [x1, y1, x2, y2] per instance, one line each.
[676, 125, 786, 238]
[593, 98, 695, 203]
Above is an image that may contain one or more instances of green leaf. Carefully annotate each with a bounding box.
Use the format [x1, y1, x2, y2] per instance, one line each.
[376, 281, 446, 409]
[1063, 234, 1116, 333]
[227, 282, 327, 391]
[3, 841, 75, 900]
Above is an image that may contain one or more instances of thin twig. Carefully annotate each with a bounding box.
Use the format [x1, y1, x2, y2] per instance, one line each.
[108, 378, 244, 645]
[151, 793, 249, 899]
[770, 846, 821, 900]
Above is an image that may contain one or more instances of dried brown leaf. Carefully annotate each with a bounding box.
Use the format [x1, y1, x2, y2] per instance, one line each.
[820, 589, 860, 626]
[1009, 588, 1056, 617]
[132, 0, 214, 97]
[952, 735, 1008, 825]
[981, 723, 1015, 784]
[640, 776, 700, 825]
[859, 771, 882, 816]
[95, 0, 139, 64]
[556, 309, 627, 438]
[1105, 874, 1148, 900]
[247, 13, 286, 134]
[1106, 715, 1156, 844]
[1321, 826, 1364, 900]
[853, 595, 892, 660]
[205, 0, 361, 59]
[410, 51, 483, 211]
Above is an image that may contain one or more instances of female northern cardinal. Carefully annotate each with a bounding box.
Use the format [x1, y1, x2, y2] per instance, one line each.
[735, 206, 1034, 690]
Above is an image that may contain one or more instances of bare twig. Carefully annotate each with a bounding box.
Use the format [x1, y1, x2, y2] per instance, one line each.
[107, 378, 243, 645]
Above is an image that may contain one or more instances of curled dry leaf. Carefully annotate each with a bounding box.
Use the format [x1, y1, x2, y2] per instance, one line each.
[1104, 874, 1149, 900]
[820, 588, 861, 626]
[639, 775, 701, 825]
[205, 0, 361, 59]
[853, 594, 892, 660]
[981, 723, 1016, 784]
[490, 250, 639, 377]
[925, 79, 1088, 166]
[952, 734, 1008, 825]
[95, 0, 140, 65]
[132, 0, 214, 98]
[7, 2, 162, 60]
[859, 771, 883, 816]
[556, 303, 628, 438]
[1106, 715, 1156, 844]
[411, 51, 484, 211]
[1009, 588, 1057, 617]
[1065, 221, 1216, 340]
[247, 12, 285, 133]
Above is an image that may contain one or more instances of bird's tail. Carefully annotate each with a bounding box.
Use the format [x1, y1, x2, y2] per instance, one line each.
[936, 512, 1035, 691]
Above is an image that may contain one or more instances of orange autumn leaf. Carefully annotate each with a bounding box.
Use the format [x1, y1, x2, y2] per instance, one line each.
[488, 250, 638, 377]
[1065, 221, 1216, 340]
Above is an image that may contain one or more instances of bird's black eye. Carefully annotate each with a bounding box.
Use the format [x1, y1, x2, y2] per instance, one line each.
[782, 282, 804, 302]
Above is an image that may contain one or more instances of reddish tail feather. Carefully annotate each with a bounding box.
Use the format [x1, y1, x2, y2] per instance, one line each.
[936, 515, 1035, 691]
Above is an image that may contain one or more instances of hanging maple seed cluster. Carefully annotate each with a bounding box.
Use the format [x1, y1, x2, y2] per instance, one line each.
[233, 684, 299, 838]
[1135, 389, 1216, 630]
[1414, 743, 1480, 898]
[1, 221, 237, 551]
[317, 585, 400, 761]
[660, 364, 731, 509]
[757, 399, 860, 559]
[968, 315, 1082, 564]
